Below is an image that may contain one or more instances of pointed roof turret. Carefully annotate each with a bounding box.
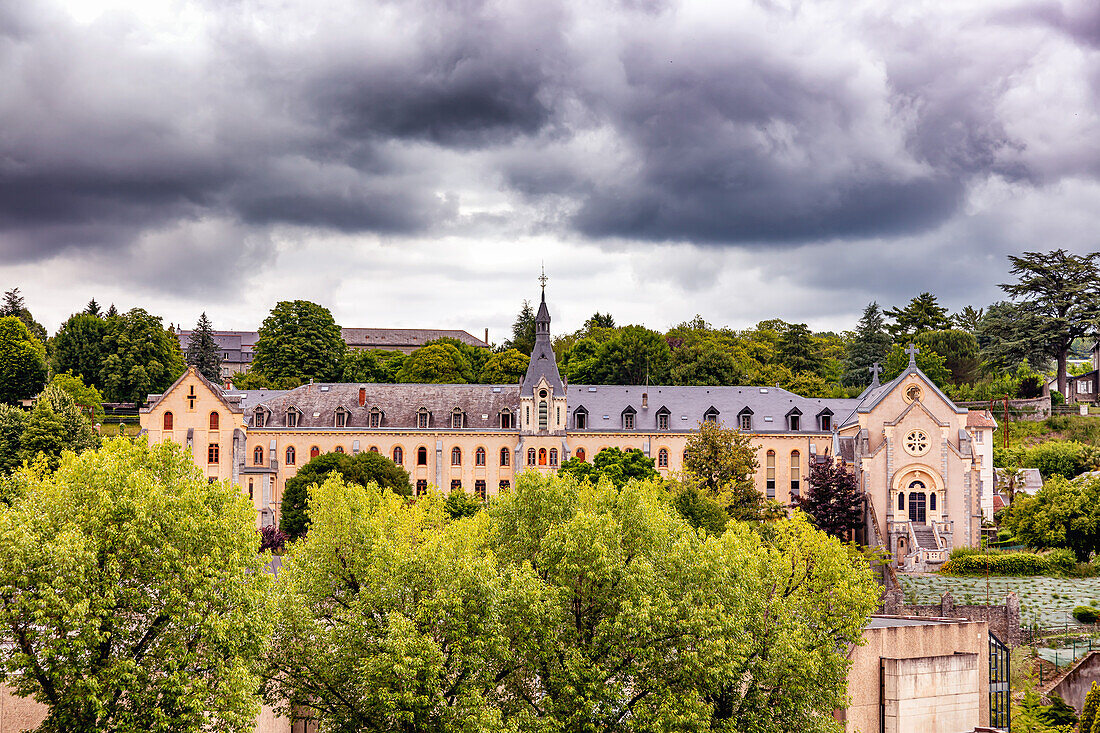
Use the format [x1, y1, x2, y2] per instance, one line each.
[522, 270, 564, 394]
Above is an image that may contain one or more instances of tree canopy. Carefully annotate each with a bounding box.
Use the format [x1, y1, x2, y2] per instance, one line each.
[478, 348, 529, 383]
[252, 300, 345, 384]
[51, 313, 107, 390]
[0, 316, 48, 405]
[0, 439, 273, 732]
[884, 292, 951, 340]
[396, 343, 476, 384]
[681, 419, 767, 521]
[505, 300, 536, 355]
[98, 308, 186, 404]
[0, 288, 47, 343]
[796, 459, 863, 539]
[558, 446, 658, 489]
[1003, 475, 1100, 562]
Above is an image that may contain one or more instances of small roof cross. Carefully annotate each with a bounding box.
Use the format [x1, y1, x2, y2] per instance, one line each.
[868, 362, 883, 385]
[905, 343, 919, 367]
[538, 265, 548, 297]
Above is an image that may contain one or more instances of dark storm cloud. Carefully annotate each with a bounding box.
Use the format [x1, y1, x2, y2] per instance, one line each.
[0, 0, 1098, 296]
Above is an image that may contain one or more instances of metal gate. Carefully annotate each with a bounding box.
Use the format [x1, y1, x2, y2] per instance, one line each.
[990, 631, 1011, 730]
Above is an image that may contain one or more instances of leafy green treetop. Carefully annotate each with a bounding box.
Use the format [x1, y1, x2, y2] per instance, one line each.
[0, 439, 273, 733]
[776, 322, 819, 376]
[478, 348, 529, 383]
[584, 311, 616, 329]
[558, 446, 658, 489]
[0, 288, 47, 343]
[396, 343, 475, 383]
[252, 300, 345, 384]
[0, 405, 27, 475]
[884, 292, 951, 340]
[0, 316, 48, 405]
[45, 372, 105, 424]
[98, 308, 186, 404]
[185, 312, 223, 383]
[881, 343, 951, 388]
[681, 419, 766, 521]
[19, 383, 100, 469]
[51, 313, 107, 390]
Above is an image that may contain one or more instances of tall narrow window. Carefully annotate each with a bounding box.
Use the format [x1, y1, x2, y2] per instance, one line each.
[623, 412, 635, 430]
[790, 450, 801, 497]
[539, 448, 547, 466]
[451, 447, 462, 465]
[248, 479, 254, 501]
[417, 446, 428, 465]
[253, 446, 264, 465]
[527, 448, 536, 466]
[475, 480, 486, 500]
[475, 447, 486, 466]
[658, 448, 668, 468]
[208, 443, 219, 464]
[163, 412, 174, 430]
[576, 447, 586, 462]
[500, 447, 510, 466]
[820, 414, 831, 430]
[335, 409, 347, 428]
[393, 446, 404, 465]
[452, 408, 464, 429]
[370, 408, 382, 428]
[898, 492, 904, 510]
[287, 409, 298, 428]
[499, 480, 510, 491]
[575, 410, 587, 430]
[209, 412, 219, 430]
[310, 446, 320, 459]
[766, 450, 775, 499]
[789, 414, 800, 431]
[416, 479, 427, 496]
[254, 408, 264, 427]
[549, 448, 558, 467]
[740, 413, 752, 431]
[500, 409, 513, 429]
[930, 492, 937, 511]
[539, 401, 548, 431]
[683, 449, 689, 464]
[526, 406, 530, 426]
[658, 413, 669, 431]
[418, 409, 430, 429]
[285, 446, 296, 465]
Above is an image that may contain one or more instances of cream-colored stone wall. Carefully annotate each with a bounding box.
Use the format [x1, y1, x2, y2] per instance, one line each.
[882, 654, 980, 733]
[843, 620, 989, 733]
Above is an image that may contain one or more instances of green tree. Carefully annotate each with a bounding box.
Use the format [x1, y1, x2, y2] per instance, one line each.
[47, 372, 105, 424]
[444, 487, 482, 519]
[1004, 475, 1100, 561]
[1001, 250, 1100, 396]
[0, 439, 273, 733]
[84, 299, 102, 317]
[99, 308, 186, 404]
[51, 313, 107, 390]
[0, 316, 48, 405]
[914, 329, 980, 386]
[265, 475, 506, 732]
[953, 305, 984, 335]
[977, 301, 1050, 372]
[884, 292, 951, 340]
[252, 300, 345, 384]
[584, 311, 616, 329]
[184, 312, 223, 383]
[669, 340, 744, 386]
[19, 384, 100, 469]
[777, 323, 818, 375]
[1082, 682, 1100, 733]
[558, 446, 658, 489]
[505, 300, 536, 355]
[341, 348, 403, 383]
[843, 302, 891, 387]
[396, 343, 475, 384]
[671, 486, 729, 535]
[478, 348, 529, 383]
[796, 459, 863, 539]
[568, 325, 671, 385]
[0, 287, 47, 343]
[1041, 694, 1077, 728]
[0, 405, 27, 475]
[280, 450, 412, 539]
[682, 419, 764, 520]
[1013, 685, 1074, 733]
[882, 343, 951, 388]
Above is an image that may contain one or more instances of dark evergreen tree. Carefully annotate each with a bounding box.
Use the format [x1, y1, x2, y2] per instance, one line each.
[0, 288, 47, 343]
[1000, 249, 1100, 396]
[796, 459, 863, 540]
[584, 312, 616, 330]
[914, 329, 980, 386]
[185, 313, 223, 383]
[776, 323, 818, 376]
[953, 305, 983, 335]
[884, 292, 951, 340]
[843, 302, 891, 387]
[976, 301, 1049, 372]
[84, 299, 102, 317]
[505, 300, 536, 355]
[105, 303, 118, 317]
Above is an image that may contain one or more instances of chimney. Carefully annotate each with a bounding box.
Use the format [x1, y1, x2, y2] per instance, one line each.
[358, 387, 366, 406]
[641, 392, 648, 408]
[484, 328, 489, 346]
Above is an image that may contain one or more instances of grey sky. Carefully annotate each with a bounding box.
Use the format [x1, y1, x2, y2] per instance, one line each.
[2, 0, 1098, 340]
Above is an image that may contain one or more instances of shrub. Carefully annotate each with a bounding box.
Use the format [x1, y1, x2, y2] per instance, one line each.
[1074, 606, 1100, 624]
[1050, 390, 1065, 407]
[1022, 441, 1090, 480]
[941, 550, 1075, 576]
[259, 525, 286, 554]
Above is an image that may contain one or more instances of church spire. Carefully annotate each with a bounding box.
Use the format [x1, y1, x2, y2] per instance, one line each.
[522, 269, 563, 394]
[535, 267, 551, 336]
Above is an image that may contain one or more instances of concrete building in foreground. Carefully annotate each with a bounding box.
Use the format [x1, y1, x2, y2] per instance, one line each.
[145, 283, 996, 570]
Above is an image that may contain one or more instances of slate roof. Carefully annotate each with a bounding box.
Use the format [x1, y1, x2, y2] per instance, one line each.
[521, 295, 564, 394]
[225, 390, 289, 413]
[567, 385, 859, 433]
[341, 328, 488, 350]
[250, 383, 520, 430]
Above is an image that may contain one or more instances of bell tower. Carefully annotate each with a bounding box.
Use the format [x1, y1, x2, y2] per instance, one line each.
[520, 269, 567, 434]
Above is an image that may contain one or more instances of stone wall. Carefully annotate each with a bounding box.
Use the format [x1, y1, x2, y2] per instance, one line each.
[882, 590, 1022, 646]
[956, 396, 1051, 421]
[1047, 651, 1100, 713]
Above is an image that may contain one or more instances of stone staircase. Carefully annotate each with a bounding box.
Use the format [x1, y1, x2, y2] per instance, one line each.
[911, 523, 939, 550]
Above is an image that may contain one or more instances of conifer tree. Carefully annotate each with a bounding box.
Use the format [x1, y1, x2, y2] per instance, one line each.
[185, 313, 223, 383]
[0, 288, 47, 343]
[505, 300, 536, 355]
[796, 459, 863, 539]
[843, 302, 891, 387]
[84, 299, 101, 316]
[777, 323, 818, 375]
[884, 292, 951, 340]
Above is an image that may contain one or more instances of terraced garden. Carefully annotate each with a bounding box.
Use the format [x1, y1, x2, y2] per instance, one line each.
[899, 574, 1100, 628]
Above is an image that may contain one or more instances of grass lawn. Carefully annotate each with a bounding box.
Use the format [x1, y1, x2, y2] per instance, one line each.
[898, 574, 1100, 628]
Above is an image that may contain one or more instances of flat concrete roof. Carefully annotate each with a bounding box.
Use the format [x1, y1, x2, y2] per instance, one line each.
[866, 615, 964, 628]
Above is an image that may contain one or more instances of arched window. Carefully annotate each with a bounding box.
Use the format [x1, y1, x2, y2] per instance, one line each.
[576, 447, 586, 461]
[539, 448, 547, 466]
[163, 412, 174, 430]
[254, 408, 265, 427]
[452, 408, 464, 429]
[334, 446, 344, 454]
[310, 446, 320, 459]
[451, 447, 462, 465]
[393, 446, 404, 465]
[369, 446, 379, 453]
[790, 450, 801, 497]
[766, 450, 776, 498]
[417, 446, 428, 466]
[285, 446, 296, 465]
[475, 447, 486, 466]
[549, 448, 558, 467]
[209, 412, 219, 430]
[253, 446, 264, 465]
[527, 448, 536, 466]
[930, 492, 937, 511]
[658, 448, 668, 468]
[500, 447, 510, 466]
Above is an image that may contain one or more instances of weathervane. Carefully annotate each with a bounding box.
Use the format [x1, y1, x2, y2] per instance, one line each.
[539, 264, 548, 297]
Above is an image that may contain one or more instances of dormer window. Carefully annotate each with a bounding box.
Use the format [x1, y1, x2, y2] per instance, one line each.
[574, 407, 588, 430]
[622, 406, 636, 430]
[451, 408, 465, 429]
[704, 407, 720, 424]
[818, 409, 833, 431]
[417, 408, 430, 429]
[786, 408, 802, 432]
[656, 407, 670, 431]
[254, 408, 265, 428]
[286, 408, 299, 428]
[335, 408, 348, 428]
[500, 408, 513, 429]
[789, 414, 800, 431]
[738, 407, 753, 431]
[369, 407, 382, 428]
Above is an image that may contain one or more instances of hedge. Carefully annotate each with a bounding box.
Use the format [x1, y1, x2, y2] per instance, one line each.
[941, 549, 1076, 576]
[1074, 606, 1100, 624]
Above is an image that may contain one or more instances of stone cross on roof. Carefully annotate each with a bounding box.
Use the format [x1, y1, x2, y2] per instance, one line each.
[905, 343, 919, 367]
[869, 362, 882, 386]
